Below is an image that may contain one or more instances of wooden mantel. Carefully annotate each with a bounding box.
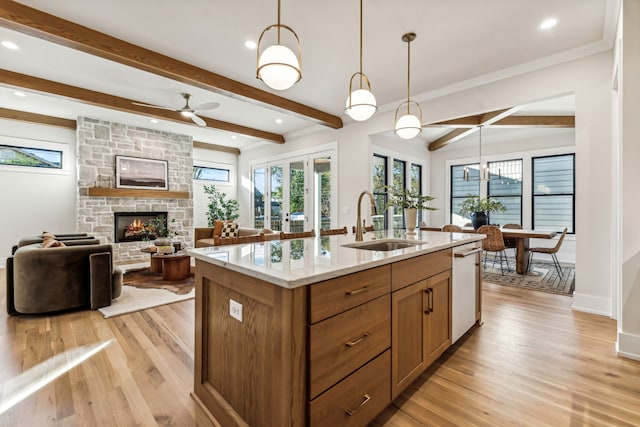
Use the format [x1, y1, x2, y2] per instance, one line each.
[86, 187, 190, 199]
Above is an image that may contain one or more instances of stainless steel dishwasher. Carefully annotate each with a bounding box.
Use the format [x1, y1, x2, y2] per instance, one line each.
[451, 242, 482, 343]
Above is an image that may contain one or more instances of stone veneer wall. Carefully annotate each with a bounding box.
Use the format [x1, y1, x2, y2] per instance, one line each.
[76, 117, 193, 263]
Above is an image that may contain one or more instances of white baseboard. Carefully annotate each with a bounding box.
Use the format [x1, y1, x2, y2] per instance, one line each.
[617, 331, 640, 361]
[571, 292, 611, 317]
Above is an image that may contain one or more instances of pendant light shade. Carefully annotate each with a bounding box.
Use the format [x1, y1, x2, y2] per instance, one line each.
[345, 0, 377, 121]
[257, 0, 301, 91]
[394, 33, 422, 140]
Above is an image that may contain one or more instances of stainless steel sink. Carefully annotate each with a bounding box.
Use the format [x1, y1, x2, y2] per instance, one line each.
[342, 239, 426, 251]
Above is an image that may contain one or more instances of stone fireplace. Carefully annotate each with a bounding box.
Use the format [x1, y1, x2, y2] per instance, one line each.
[75, 117, 193, 263]
[113, 211, 167, 243]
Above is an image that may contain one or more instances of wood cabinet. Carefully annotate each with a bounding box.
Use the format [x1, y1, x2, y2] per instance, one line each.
[391, 253, 452, 400]
[193, 246, 468, 427]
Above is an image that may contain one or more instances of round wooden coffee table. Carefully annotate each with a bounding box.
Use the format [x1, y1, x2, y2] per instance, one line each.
[151, 251, 192, 281]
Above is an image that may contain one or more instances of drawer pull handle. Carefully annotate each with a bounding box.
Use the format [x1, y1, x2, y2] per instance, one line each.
[345, 286, 369, 295]
[345, 394, 372, 416]
[345, 332, 370, 347]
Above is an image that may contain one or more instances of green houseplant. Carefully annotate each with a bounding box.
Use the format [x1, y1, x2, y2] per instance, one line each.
[145, 217, 177, 247]
[385, 187, 437, 234]
[458, 195, 506, 229]
[203, 185, 239, 226]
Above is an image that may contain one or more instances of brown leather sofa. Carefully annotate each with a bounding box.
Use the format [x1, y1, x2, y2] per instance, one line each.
[6, 239, 123, 315]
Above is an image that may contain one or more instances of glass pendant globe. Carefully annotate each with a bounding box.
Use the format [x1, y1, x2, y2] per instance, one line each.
[345, 89, 377, 121]
[258, 44, 301, 91]
[394, 114, 422, 139]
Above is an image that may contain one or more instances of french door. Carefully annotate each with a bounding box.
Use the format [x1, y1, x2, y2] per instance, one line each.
[252, 150, 336, 233]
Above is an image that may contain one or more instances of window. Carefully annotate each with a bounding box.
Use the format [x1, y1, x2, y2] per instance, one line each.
[532, 154, 575, 233]
[487, 159, 522, 226]
[392, 160, 406, 229]
[450, 164, 480, 225]
[372, 155, 387, 230]
[193, 165, 230, 182]
[0, 144, 62, 169]
[411, 163, 422, 223]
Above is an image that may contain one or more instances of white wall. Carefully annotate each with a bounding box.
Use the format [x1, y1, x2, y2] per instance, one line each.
[192, 147, 238, 228]
[619, 0, 640, 360]
[0, 119, 77, 265]
[239, 50, 614, 319]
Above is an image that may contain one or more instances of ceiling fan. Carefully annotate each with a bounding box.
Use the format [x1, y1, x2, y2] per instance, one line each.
[132, 93, 219, 126]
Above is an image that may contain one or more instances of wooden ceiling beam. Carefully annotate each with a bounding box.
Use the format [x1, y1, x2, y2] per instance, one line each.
[428, 128, 476, 151]
[0, 107, 76, 129]
[0, 69, 285, 144]
[492, 115, 575, 127]
[0, 1, 343, 129]
[193, 141, 241, 155]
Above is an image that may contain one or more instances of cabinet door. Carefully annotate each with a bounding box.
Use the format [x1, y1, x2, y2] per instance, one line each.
[425, 270, 452, 365]
[391, 280, 427, 400]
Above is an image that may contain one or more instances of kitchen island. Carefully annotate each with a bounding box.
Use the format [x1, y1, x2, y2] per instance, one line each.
[187, 230, 484, 427]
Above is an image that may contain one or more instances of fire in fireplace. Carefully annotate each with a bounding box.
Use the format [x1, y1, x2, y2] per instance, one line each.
[114, 212, 168, 243]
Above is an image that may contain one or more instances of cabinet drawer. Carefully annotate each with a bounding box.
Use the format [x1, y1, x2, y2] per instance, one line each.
[309, 295, 390, 399]
[310, 265, 391, 323]
[309, 350, 391, 427]
[391, 249, 451, 291]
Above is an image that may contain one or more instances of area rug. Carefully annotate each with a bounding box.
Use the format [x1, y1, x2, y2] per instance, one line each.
[481, 259, 575, 296]
[98, 263, 194, 318]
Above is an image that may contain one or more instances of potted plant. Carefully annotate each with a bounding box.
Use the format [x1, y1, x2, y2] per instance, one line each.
[203, 185, 239, 226]
[386, 186, 437, 234]
[458, 195, 506, 229]
[145, 216, 177, 248]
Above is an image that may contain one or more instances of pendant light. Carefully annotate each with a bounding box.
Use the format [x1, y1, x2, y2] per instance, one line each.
[464, 126, 496, 181]
[345, 0, 377, 121]
[394, 32, 422, 140]
[256, 0, 301, 91]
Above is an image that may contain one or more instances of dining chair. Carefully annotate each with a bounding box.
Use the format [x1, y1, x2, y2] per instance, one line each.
[319, 227, 348, 236]
[213, 234, 266, 246]
[442, 224, 463, 232]
[528, 227, 568, 278]
[280, 230, 316, 239]
[477, 225, 511, 275]
[501, 223, 523, 257]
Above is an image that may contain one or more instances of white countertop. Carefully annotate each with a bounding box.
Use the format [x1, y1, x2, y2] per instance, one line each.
[187, 230, 484, 289]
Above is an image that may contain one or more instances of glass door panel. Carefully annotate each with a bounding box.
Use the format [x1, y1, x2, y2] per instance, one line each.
[253, 166, 266, 229]
[314, 156, 332, 231]
[289, 160, 306, 232]
[270, 165, 283, 231]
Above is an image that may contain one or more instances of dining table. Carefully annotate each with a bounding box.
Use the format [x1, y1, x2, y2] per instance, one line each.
[421, 226, 557, 274]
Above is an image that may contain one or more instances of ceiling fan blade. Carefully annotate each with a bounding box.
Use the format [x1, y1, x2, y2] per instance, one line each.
[191, 114, 206, 127]
[193, 102, 220, 111]
[132, 101, 177, 112]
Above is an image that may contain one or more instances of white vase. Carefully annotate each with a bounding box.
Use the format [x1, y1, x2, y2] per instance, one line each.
[404, 208, 417, 235]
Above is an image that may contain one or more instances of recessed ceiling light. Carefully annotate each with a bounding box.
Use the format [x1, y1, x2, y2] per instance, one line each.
[275, 118, 283, 124]
[540, 18, 557, 30]
[231, 135, 237, 139]
[13, 91, 26, 98]
[150, 119, 158, 124]
[1, 40, 18, 50]
[244, 40, 257, 50]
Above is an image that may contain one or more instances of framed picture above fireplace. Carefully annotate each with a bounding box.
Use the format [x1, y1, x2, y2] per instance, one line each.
[115, 155, 168, 190]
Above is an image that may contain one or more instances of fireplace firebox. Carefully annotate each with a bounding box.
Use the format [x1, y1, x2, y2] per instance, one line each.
[114, 211, 168, 243]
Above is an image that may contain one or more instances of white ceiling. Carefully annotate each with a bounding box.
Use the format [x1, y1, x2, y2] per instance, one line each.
[0, 0, 618, 149]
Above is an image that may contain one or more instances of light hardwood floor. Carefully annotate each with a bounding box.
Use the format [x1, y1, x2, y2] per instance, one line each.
[1, 270, 639, 426]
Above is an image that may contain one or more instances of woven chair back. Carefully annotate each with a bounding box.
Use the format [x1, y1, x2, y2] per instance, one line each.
[551, 228, 568, 252]
[280, 230, 316, 240]
[214, 234, 265, 246]
[477, 225, 506, 251]
[320, 227, 348, 236]
[501, 223, 522, 248]
[442, 224, 463, 232]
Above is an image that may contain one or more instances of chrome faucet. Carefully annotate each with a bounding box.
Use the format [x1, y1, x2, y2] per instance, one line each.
[355, 190, 377, 241]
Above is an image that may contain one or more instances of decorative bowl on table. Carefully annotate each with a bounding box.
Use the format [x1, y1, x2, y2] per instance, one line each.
[156, 245, 174, 255]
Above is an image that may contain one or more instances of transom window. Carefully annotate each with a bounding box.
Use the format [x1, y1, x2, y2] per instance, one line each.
[193, 165, 230, 182]
[0, 144, 62, 169]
